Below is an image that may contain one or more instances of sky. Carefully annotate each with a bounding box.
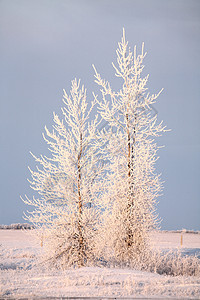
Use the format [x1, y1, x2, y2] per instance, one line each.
[0, 0, 199, 230]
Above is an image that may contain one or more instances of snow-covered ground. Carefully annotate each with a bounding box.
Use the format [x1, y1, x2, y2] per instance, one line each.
[0, 229, 200, 298]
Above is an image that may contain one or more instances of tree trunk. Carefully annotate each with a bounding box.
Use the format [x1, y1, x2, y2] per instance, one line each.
[125, 95, 137, 250]
[77, 132, 84, 267]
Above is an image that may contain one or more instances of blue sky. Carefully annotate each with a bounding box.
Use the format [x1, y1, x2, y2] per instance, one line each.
[0, 0, 199, 229]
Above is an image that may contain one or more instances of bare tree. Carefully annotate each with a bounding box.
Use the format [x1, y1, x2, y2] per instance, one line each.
[93, 29, 167, 264]
[23, 79, 102, 268]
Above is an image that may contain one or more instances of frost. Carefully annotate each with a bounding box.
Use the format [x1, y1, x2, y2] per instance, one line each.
[93, 29, 167, 264]
[0, 230, 200, 298]
[22, 79, 103, 268]
[20, 29, 199, 278]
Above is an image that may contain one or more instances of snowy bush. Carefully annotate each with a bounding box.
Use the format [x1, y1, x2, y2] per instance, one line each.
[36, 207, 100, 268]
[137, 250, 200, 277]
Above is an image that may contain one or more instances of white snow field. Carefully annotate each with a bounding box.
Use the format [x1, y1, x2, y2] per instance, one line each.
[0, 229, 200, 299]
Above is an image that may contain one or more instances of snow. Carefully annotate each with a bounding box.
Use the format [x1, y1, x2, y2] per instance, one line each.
[150, 231, 200, 251]
[0, 230, 200, 298]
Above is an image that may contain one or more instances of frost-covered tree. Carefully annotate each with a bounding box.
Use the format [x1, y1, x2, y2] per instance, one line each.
[93, 29, 167, 264]
[23, 79, 102, 268]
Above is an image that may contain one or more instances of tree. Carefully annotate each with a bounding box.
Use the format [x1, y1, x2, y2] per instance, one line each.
[23, 79, 102, 268]
[93, 29, 167, 265]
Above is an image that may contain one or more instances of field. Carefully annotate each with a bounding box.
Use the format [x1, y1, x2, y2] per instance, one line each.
[0, 229, 200, 299]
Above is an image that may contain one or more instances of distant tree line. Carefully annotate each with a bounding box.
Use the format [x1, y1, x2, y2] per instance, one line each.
[0, 223, 34, 230]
